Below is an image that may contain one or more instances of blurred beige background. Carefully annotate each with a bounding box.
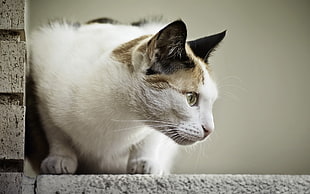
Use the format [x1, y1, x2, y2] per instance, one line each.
[26, 0, 310, 174]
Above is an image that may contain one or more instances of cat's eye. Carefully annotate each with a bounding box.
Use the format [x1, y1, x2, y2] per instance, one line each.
[186, 92, 199, 106]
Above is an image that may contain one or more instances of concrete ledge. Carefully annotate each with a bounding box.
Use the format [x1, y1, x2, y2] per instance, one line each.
[30, 174, 310, 194]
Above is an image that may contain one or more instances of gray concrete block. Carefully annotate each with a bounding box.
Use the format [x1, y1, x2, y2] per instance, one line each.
[0, 173, 22, 194]
[35, 174, 310, 194]
[0, 0, 25, 30]
[0, 105, 24, 160]
[0, 41, 25, 93]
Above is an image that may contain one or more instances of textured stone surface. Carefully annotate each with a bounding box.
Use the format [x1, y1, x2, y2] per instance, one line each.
[0, 0, 25, 193]
[0, 105, 24, 160]
[0, 0, 24, 30]
[35, 174, 310, 194]
[0, 173, 22, 194]
[0, 41, 25, 93]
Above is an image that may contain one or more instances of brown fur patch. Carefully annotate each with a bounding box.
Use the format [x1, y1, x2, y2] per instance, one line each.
[113, 35, 208, 94]
[145, 46, 205, 93]
[185, 44, 209, 84]
[112, 35, 150, 71]
[86, 17, 120, 25]
[145, 65, 203, 93]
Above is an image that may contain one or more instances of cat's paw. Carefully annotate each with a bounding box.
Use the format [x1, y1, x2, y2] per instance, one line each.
[40, 155, 77, 174]
[127, 158, 163, 175]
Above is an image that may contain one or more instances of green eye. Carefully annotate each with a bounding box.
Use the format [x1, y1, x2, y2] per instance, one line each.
[186, 92, 199, 106]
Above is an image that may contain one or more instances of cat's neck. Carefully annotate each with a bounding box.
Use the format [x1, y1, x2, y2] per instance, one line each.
[74, 44, 149, 127]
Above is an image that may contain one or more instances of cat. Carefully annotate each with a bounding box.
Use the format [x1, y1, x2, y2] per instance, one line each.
[26, 18, 225, 175]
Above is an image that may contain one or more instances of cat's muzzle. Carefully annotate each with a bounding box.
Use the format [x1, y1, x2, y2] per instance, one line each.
[170, 128, 210, 145]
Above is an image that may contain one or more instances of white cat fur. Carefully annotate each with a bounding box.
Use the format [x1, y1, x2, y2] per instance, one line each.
[29, 21, 218, 174]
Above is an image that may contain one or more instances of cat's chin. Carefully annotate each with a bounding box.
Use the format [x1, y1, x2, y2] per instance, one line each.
[173, 139, 197, 145]
[160, 129, 205, 145]
[170, 134, 203, 145]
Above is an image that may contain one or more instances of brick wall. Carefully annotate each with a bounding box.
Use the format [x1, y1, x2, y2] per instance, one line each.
[0, 0, 26, 193]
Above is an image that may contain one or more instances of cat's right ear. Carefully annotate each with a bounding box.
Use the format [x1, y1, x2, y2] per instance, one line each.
[188, 31, 226, 63]
[146, 20, 189, 75]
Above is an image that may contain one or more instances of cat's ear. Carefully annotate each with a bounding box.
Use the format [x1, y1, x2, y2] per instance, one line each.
[146, 20, 189, 75]
[188, 31, 226, 63]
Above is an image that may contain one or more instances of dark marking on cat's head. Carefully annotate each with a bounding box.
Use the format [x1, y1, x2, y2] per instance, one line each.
[146, 20, 195, 75]
[86, 17, 120, 25]
[143, 20, 206, 93]
[112, 19, 225, 94]
[47, 19, 81, 29]
[131, 19, 150, 27]
[187, 31, 226, 63]
[145, 64, 204, 93]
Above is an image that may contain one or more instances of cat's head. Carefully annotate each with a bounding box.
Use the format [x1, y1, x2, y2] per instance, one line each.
[116, 20, 225, 145]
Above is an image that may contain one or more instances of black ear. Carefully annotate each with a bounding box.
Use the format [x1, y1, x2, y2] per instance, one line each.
[188, 30, 226, 62]
[146, 20, 191, 75]
[152, 20, 187, 60]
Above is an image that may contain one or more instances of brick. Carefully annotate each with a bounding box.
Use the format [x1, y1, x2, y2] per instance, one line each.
[0, 0, 25, 30]
[0, 173, 22, 194]
[0, 41, 25, 93]
[0, 105, 24, 160]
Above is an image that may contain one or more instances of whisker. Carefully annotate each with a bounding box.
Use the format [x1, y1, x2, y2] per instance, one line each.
[199, 141, 208, 158]
[194, 142, 204, 171]
[113, 123, 178, 133]
[111, 119, 176, 125]
[161, 128, 178, 136]
[152, 124, 178, 128]
[218, 91, 240, 101]
[217, 75, 243, 86]
[171, 133, 179, 139]
[217, 75, 247, 102]
[218, 84, 247, 92]
[112, 125, 145, 132]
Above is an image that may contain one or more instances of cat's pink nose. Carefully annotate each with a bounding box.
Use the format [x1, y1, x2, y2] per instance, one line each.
[202, 125, 212, 138]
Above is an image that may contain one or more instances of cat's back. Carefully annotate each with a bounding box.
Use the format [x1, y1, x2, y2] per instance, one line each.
[30, 21, 164, 82]
[30, 22, 160, 63]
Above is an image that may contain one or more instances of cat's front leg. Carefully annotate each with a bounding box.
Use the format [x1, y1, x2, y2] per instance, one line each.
[127, 131, 178, 175]
[39, 112, 78, 174]
[41, 154, 77, 174]
[41, 136, 78, 174]
[127, 152, 163, 175]
[40, 135, 78, 174]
